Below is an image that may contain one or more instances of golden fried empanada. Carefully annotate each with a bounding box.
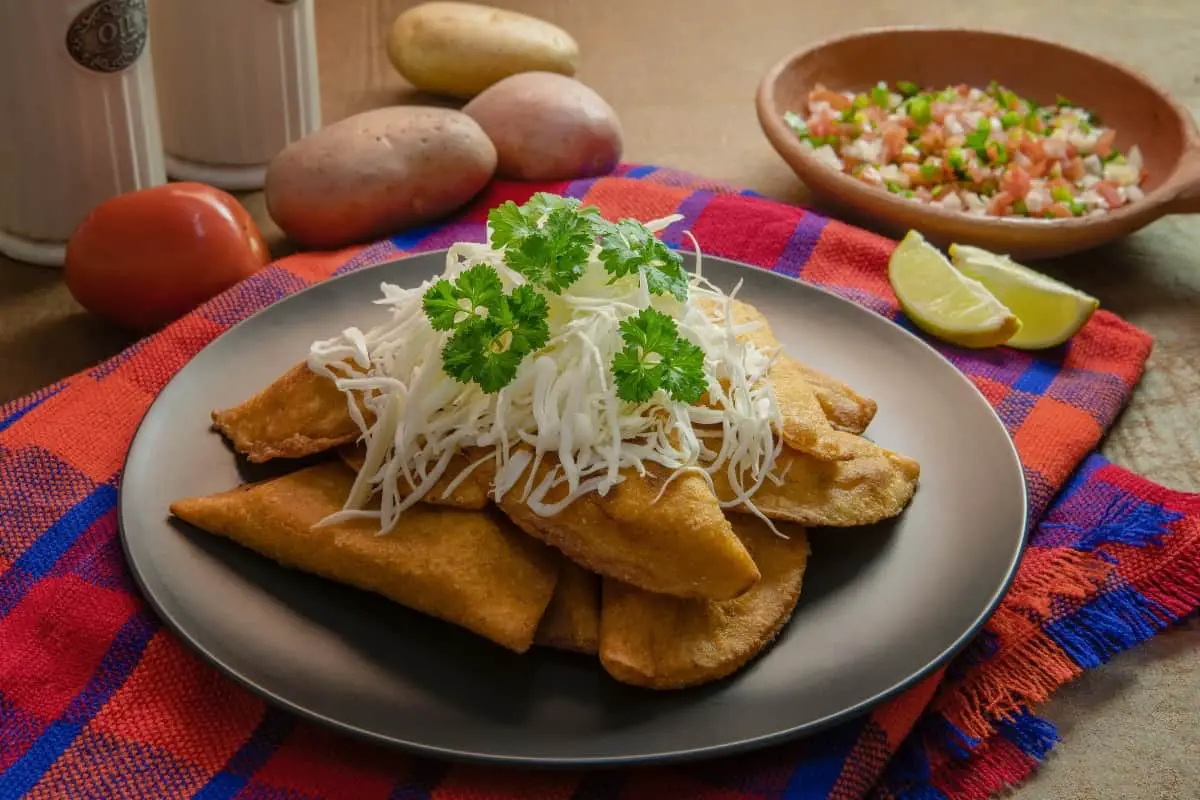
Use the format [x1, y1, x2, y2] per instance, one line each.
[211, 362, 365, 463]
[714, 439, 920, 527]
[599, 517, 810, 689]
[496, 454, 760, 602]
[169, 462, 559, 653]
[534, 559, 601, 655]
[338, 445, 491, 510]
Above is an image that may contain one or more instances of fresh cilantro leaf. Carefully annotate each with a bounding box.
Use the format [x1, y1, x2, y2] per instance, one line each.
[611, 308, 707, 404]
[599, 219, 688, 301]
[618, 306, 679, 354]
[422, 278, 462, 331]
[509, 207, 596, 292]
[474, 340, 526, 393]
[660, 338, 707, 404]
[421, 265, 502, 331]
[523, 191, 594, 220]
[488, 193, 601, 293]
[441, 314, 529, 394]
[487, 200, 539, 250]
[490, 283, 550, 355]
[440, 316, 492, 387]
[456, 264, 503, 312]
[612, 346, 661, 403]
[424, 260, 551, 394]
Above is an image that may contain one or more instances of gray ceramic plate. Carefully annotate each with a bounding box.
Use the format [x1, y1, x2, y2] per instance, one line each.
[119, 251, 1027, 767]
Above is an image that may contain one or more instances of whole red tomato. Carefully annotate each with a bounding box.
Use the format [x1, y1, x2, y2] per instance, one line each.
[65, 182, 271, 333]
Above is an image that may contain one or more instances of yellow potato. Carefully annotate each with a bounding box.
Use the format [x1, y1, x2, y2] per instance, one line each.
[387, 2, 580, 99]
[264, 107, 496, 249]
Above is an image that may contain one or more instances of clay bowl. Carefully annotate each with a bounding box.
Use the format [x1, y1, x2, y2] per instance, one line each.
[756, 27, 1200, 260]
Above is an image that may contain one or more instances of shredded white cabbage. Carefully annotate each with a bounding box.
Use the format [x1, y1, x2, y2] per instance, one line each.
[307, 217, 786, 534]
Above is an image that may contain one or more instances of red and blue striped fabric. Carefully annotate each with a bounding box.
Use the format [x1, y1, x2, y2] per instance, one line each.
[1, 166, 1197, 799]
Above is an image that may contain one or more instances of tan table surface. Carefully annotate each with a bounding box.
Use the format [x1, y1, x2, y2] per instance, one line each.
[2, 1, 1197, 796]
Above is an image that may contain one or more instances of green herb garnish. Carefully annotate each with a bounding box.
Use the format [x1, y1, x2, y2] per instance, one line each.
[422, 264, 503, 331]
[1000, 111, 1022, 130]
[431, 192, 701, 396]
[919, 163, 941, 181]
[427, 273, 550, 394]
[1011, 199, 1028, 215]
[1055, 94, 1072, 108]
[1069, 200, 1088, 216]
[896, 80, 920, 98]
[1051, 185, 1073, 203]
[611, 308, 706, 404]
[599, 218, 689, 302]
[870, 85, 890, 108]
[488, 193, 600, 293]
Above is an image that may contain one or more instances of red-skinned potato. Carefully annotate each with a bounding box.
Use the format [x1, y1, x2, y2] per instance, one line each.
[64, 183, 270, 334]
[463, 72, 622, 181]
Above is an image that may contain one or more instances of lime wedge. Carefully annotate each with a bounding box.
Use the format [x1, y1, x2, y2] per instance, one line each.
[948, 244, 1099, 350]
[888, 231, 1021, 349]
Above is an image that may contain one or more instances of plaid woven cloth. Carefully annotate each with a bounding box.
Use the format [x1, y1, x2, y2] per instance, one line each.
[1, 165, 1197, 800]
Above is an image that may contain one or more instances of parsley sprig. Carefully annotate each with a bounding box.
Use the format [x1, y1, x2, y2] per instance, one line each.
[422, 265, 549, 393]
[488, 192, 688, 301]
[598, 219, 688, 301]
[489, 194, 601, 293]
[424, 194, 707, 400]
[611, 308, 707, 404]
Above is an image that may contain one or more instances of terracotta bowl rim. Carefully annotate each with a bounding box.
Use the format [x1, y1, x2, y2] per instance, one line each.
[756, 24, 1200, 234]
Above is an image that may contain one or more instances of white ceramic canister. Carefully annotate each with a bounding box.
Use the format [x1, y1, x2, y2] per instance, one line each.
[148, 0, 321, 191]
[0, 0, 166, 267]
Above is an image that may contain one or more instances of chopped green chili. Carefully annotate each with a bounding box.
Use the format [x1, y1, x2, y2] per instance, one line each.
[908, 95, 932, 124]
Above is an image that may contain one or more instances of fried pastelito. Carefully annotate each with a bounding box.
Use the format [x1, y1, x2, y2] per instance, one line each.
[496, 453, 761, 602]
[169, 462, 559, 653]
[339, 444, 491, 510]
[719, 297, 877, 434]
[713, 439, 920, 527]
[188, 194, 923, 688]
[768, 355, 872, 461]
[211, 361, 366, 463]
[800, 363, 878, 436]
[599, 516, 810, 690]
[534, 559, 601, 655]
[698, 298, 877, 452]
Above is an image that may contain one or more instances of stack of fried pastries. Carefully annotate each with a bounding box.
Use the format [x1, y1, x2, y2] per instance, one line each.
[171, 300, 920, 690]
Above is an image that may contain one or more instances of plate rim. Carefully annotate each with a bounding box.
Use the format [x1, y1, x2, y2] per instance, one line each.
[118, 249, 1029, 768]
